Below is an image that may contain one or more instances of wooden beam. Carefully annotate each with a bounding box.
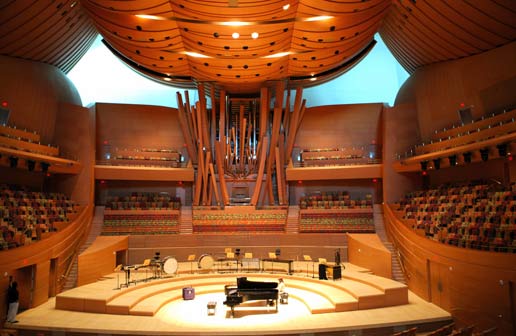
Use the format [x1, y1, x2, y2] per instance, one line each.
[176, 92, 197, 164]
[285, 87, 303, 164]
[193, 148, 203, 205]
[219, 90, 226, 158]
[264, 106, 283, 205]
[208, 163, 220, 206]
[210, 86, 217, 157]
[202, 151, 211, 205]
[250, 136, 268, 206]
[275, 146, 284, 205]
[215, 141, 230, 205]
[184, 91, 198, 151]
[259, 87, 269, 140]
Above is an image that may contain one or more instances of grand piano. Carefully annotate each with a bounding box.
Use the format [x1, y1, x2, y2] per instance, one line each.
[223, 277, 279, 317]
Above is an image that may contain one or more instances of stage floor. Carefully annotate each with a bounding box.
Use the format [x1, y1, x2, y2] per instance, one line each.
[9, 267, 452, 336]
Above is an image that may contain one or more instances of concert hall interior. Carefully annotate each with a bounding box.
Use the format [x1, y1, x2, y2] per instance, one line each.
[0, 1, 515, 336]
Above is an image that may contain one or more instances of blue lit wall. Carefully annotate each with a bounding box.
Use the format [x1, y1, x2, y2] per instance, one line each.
[68, 34, 408, 108]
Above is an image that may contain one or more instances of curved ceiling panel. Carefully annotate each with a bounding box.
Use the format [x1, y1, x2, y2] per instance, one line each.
[379, 0, 516, 74]
[81, 0, 391, 93]
[0, 0, 98, 73]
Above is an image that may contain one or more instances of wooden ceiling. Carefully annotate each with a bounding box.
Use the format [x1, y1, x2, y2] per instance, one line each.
[1, 0, 515, 95]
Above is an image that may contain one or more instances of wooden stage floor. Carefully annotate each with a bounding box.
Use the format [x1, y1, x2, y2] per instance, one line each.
[9, 266, 452, 336]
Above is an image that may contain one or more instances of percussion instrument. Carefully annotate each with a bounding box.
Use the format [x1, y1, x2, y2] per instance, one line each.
[162, 257, 178, 275]
[198, 254, 215, 270]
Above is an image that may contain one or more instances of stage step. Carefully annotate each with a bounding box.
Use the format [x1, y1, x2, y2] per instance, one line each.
[285, 205, 300, 233]
[179, 206, 193, 234]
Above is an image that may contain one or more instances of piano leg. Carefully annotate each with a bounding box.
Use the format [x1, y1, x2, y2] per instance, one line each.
[230, 305, 235, 318]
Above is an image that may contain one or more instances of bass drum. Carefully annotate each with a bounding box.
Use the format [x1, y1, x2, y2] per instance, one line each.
[198, 254, 215, 270]
[162, 257, 178, 275]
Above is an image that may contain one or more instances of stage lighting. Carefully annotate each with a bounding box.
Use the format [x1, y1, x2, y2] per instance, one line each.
[275, 248, 281, 257]
[448, 155, 457, 166]
[463, 152, 472, 163]
[41, 162, 50, 172]
[497, 143, 508, 157]
[420, 161, 428, 171]
[9, 156, 18, 168]
[27, 160, 36, 171]
[433, 158, 441, 170]
[480, 148, 489, 162]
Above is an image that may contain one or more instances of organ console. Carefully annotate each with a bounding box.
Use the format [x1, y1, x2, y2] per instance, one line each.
[223, 277, 279, 317]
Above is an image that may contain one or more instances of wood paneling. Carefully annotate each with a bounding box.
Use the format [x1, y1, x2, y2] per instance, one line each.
[94, 103, 186, 160]
[78, 236, 128, 286]
[0, 56, 82, 144]
[396, 42, 516, 141]
[347, 234, 392, 279]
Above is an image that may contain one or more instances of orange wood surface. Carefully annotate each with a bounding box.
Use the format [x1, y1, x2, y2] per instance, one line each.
[383, 204, 516, 334]
[347, 233, 392, 279]
[286, 163, 383, 180]
[94, 165, 194, 181]
[78, 236, 128, 286]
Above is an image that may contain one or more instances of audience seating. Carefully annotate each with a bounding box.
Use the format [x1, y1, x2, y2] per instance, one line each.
[395, 181, 516, 252]
[0, 184, 77, 249]
[296, 146, 380, 167]
[0, 124, 59, 157]
[102, 192, 181, 235]
[299, 191, 374, 233]
[192, 207, 287, 233]
[99, 147, 182, 168]
[399, 108, 515, 159]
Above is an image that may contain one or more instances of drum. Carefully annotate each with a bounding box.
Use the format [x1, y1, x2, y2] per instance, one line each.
[198, 254, 215, 270]
[162, 257, 178, 275]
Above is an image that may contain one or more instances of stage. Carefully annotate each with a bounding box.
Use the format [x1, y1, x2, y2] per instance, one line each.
[9, 265, 452, 336]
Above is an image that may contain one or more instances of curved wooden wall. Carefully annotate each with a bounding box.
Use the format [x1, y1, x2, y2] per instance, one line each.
[347, 233, 391, 279]
[383, 204, 516, 334]
[394, 41, 516, 141]
[0, 56, 82, 144]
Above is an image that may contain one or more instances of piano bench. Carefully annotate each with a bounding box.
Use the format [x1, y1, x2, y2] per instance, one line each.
[207, 301, 217, 315]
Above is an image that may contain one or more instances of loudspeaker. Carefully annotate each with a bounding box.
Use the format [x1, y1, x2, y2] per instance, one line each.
[448, 155, 457, 166]
[9, 156, 18, 168]
[497, 143, 508, 157]
[420, 161, 428, 171]
[480, 148, 489, 162]
[463, 152, 472, 163]
[433, 158, 441, 170]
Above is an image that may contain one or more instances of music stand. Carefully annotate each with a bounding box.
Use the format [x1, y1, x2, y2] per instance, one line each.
[235, 248, 240, 272]
[113, 264, 123, 290]
[303, 255, 314, 278]
[188, 254, 196, 274]
[268, 252, 276, 273]
[244, 252, 253, 272]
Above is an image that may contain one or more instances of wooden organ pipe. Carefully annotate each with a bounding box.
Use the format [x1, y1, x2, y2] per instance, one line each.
[215, 141, 230, 205]
[251, 136, 269, 206]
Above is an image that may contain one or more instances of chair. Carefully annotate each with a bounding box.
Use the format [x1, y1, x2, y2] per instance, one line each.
[187, 254, 196, 273]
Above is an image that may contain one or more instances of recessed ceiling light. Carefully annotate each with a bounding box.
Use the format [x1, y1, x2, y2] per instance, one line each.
[310, 77, 317, 81]
[220, 21, 251, 26]
[183, 51, 211, 58]
[283, 4, 290, 10]
[251, 32, 259, 39]
[163, 77, 172, 81]
[232, 32, 240, 39]
[264, 51, 292, 58]
[304, 16, 334, 22]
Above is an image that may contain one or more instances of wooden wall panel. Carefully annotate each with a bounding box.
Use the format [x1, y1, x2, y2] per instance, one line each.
[49, 103, 95, 204]
[296, 103, 383, 149]
[0, 56, 82, 144]
[78, 236, 128, 286]
[347, 234, 392, 279]
[384, 205, 516, 334]
[396, 41, 516, 141]
[382, 104, 421, 203]
[95, 103, 185, 161]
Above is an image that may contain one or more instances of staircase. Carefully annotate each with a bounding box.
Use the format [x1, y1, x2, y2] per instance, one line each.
[62, 206, 105, 291]
[373, 204, 406, 284]
[285, 205, 299, 233]
[179, 206, 193, 234]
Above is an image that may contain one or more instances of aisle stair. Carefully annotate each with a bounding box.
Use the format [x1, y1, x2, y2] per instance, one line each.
[62, 206, 105, 291]
[374, 204, 406, 284]
[179, 206, 193, 234]
[285, 205, 299, 233]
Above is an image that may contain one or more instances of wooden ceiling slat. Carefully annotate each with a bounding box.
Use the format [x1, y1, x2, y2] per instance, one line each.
[86, 0, 172, 13]
[464, 0, 516, 35]
[427, 0, 507, 49]
[48, 23, 98, 67]
[379, 29, 419, 74]
[0, 0, 53, 44]
[0, 0, 39, 32]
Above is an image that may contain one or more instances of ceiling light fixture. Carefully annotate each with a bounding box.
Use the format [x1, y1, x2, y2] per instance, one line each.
[251, 32, 259, 39]
[232, 32, 240, 39]
[304, 16, 334, 22]
[220, 21, 252, 26]
[135, 14, 165, 20]
[183, 51, 211, 58]
[264, 51, 292, 58]
[163, 77, 172, 81]
[283, 4, 290, 10]
[310, 77, 317, 81]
